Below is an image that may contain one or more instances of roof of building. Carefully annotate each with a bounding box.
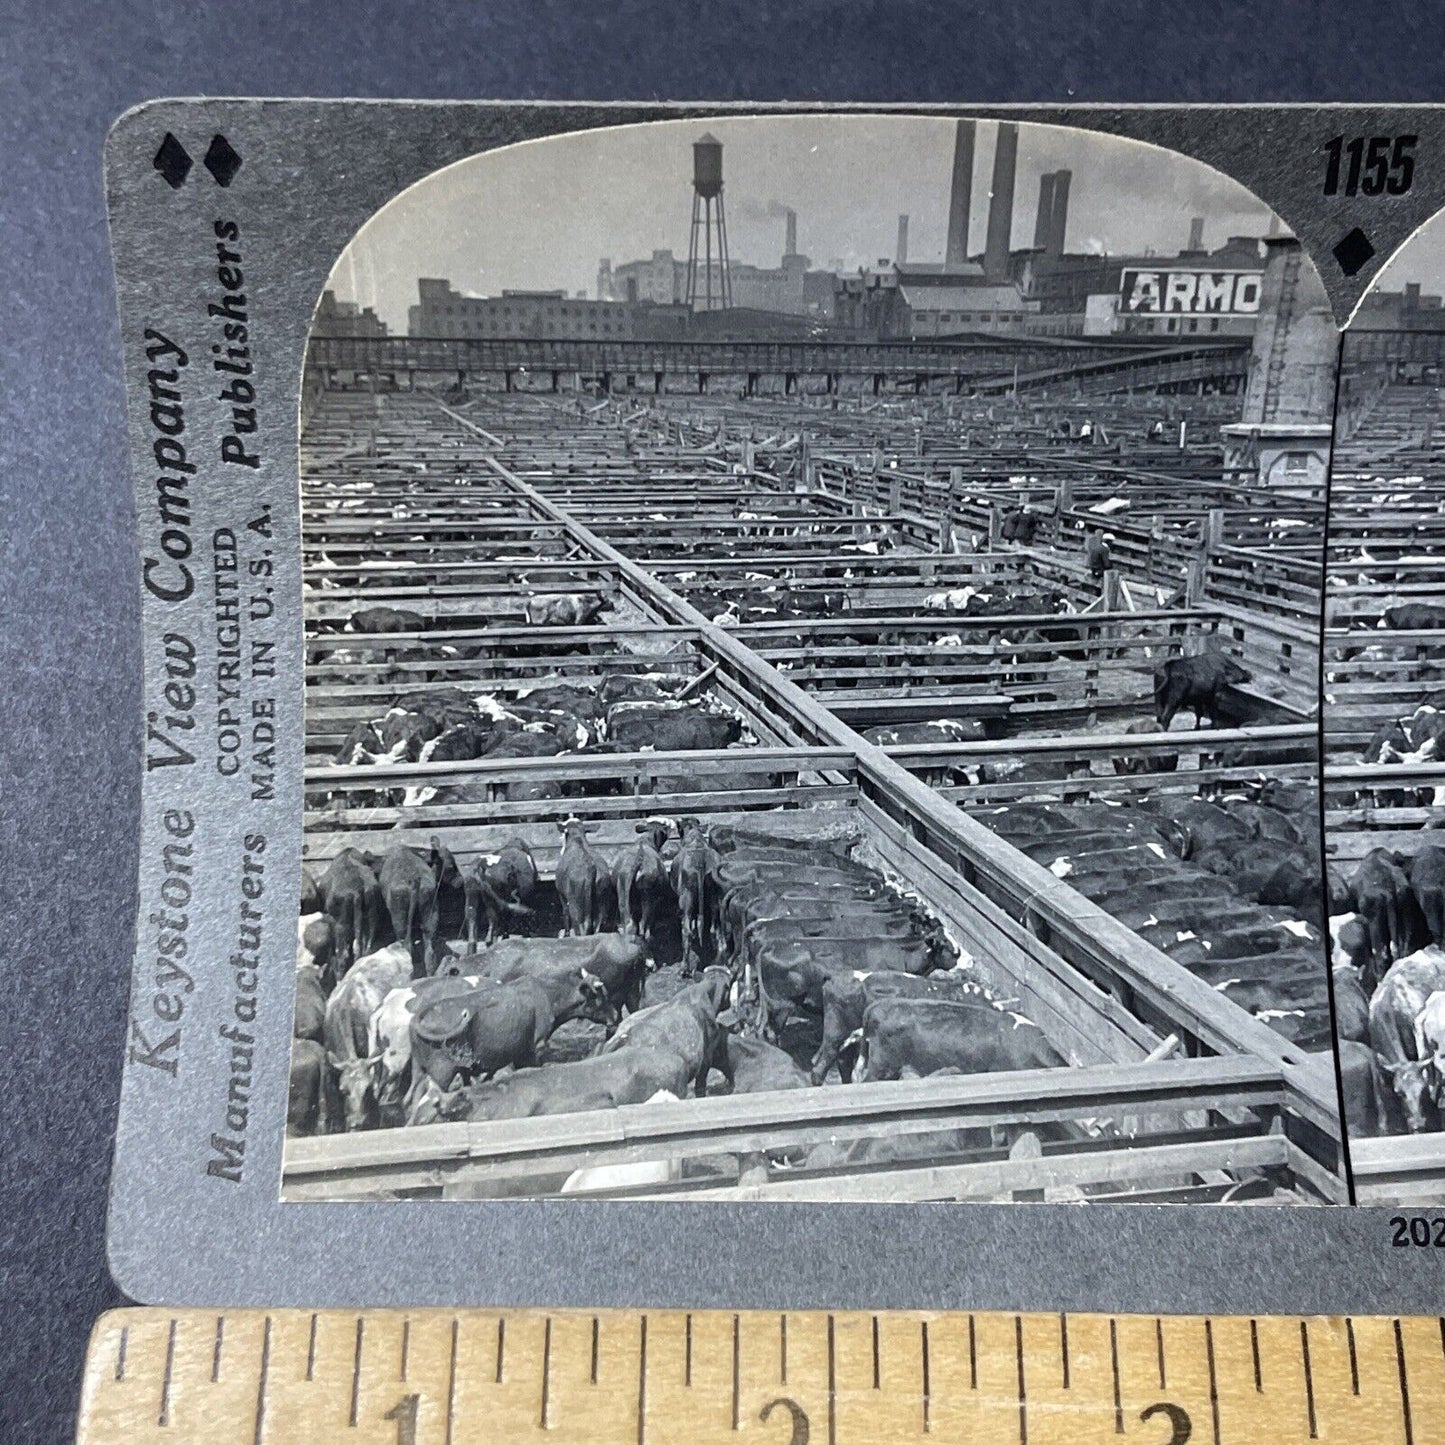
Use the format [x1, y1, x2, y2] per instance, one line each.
[900, 284, 1028, 310]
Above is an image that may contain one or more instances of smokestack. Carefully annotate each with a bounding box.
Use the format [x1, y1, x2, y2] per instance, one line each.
[1187, 216, 1205, 252]
[984, 122, 1018, 281]
[1046, 169, 1070, 254]
[785, 207, 797, 258]
[945, 120, 976, 268]
[896, 214, 909, 266]
[1032, 173, 1057, 250]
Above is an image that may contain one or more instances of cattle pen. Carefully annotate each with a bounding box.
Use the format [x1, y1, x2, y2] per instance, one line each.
[1324, 334, 1445, 1204]
[286, 345, 1343, 1207]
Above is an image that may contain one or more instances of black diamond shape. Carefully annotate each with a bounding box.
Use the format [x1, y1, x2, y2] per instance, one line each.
[203, 134, 242, 188]
[153, 133, 192, 189]
[1333, 227, 1376, 277]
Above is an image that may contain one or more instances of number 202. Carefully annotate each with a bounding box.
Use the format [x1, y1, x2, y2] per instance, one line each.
[1323, 135, 1416, 197]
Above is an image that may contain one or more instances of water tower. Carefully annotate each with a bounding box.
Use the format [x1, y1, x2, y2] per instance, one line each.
[685, 133, 733, 311]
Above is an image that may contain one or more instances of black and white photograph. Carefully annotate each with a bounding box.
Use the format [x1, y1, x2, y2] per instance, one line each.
[1326, 218, 1445, 1203]
[284, 114, 1343, 1205]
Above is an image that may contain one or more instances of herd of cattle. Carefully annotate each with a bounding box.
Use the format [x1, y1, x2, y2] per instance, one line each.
[290, 822, 1064, 1151]
[316, 651, 754, 815]
[1330, 597, 1445, 1137]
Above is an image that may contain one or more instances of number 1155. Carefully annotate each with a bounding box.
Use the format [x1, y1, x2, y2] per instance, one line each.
[1323, 134, 1416, 197]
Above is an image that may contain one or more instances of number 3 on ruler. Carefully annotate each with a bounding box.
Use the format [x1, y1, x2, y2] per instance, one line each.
[1323, 135, 1416, 196]
[383, 1392, 420, 1445]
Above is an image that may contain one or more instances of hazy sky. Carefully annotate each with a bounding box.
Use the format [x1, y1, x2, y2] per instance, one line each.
[1368, 209, 1445, 294]
[326, 114, 1280, 332]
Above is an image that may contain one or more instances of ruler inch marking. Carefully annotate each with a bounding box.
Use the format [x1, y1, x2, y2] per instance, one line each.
[1395, 1318, 1415, 1445]
[872, 1314, 881, 1390]
[349, 1316, 364, 1427]
[827, 1313, 837, 1445]
[212, 1316, 224, 1384]
[445, 1317, 459, 1445]
[541, 1316, 552, 1429]
[1059, 1312, 1070, 1390]
[732, 1313, 740, 1431]
[1015, 1315, 1028, 1445]
[591, 1316, 600, 1385]
[114, 1325, 128, 1383]
[637, 1314, 648, 1445]
[1109, 1317, 1123, 1435]
[1300, 1320, 1318, 1439]
[1251, 1318, 1263, 1393]
[921, 1319, 931, 1433]
[685, 1312, 692, 1388]
[1205, 1318, 1221, 1445]
[1347, 1317, 1359, 1395]
[780, 1313, 787, 1385]
[158, 1318, 177, 1428]
[1155, 1316, 1166, 1389]
[305, 1312, 318, 1382]
[400, 1319, 410, 1383]
[496, 1316, 506, 1384]
[253, 1316, 272, 1445]
[969, 1314, 977, 1391]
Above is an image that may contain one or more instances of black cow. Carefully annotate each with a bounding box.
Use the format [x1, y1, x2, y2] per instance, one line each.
[813, 968, 981, 1083]
[615, 820, 675, 942]
[349, 606, 427, 634]
[288, 1039, 330, 1137]
[672, 817, 720, 975]
[379, 708, 443, 760]
[462, 838, 539, 947]
[858, 998, 1064, 1081]
[1337, 1039, 1400, 1138]
[608, 707, 743, 752]
[1411, 845, 1445, 944]
[999, 508, 1041, 544]
[317, 848, 384, 975]
[335, 721, 384, 766]
[1384, 603, 1445, 631]
[294, 964, 327, 1043]
[598, 674, 676, 707]
[1332, 964, 1370, 1045]
[717, 1034, 811, 1093]
[410, 967, 611, 1093]
[300, 866, 323, 915]
[525, 592, 610, 627]
[422, 721, 494, 764]
[378, 838, 460, 979]
[1349, 848, 1422, 986]
[415, 1047, 690, 1126]
[1112, 717, 1179, 776]
[555, 818, 614, 936]
[1153, 652, 1251, 729]
[449, 932, 650, 1014]
[601, 968, 731, 1097]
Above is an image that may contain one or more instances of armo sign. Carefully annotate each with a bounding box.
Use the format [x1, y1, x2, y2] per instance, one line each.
[1119, 269, 1262, 315]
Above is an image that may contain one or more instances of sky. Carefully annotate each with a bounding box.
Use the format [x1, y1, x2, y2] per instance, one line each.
[325, 114, 1281, 333]
[1366, 210, 1445, 294]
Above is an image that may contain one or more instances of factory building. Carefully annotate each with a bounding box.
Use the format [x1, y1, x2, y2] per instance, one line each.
[1353, 281, 1445, 330]
[409, 279, 653, 339]
[312, 289, 388, 337]
[601, 207, 835, 318]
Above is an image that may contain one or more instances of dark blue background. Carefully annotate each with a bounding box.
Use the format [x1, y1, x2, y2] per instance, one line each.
[4, 2, 1442, 1436]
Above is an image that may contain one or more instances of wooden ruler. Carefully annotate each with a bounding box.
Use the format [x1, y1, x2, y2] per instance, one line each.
[77, 1307, 1445, 1443]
